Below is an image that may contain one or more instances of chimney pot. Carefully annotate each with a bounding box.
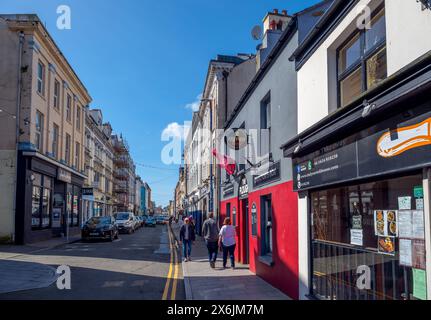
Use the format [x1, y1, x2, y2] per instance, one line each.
[273, 9, 279, 14]
[282, 10, 288, 16]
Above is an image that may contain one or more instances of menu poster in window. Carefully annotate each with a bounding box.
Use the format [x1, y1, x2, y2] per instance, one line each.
[374, 210, 386, 236]
[350, 229, 363, 246]
[398, 196, 412, 210]
[378, 236, 396, 256]
[416, 198, 424, 210]
[398, 211, 413, 238]
[412, 240, 426, 270]
[399, 239, 413, 267]
[73, 196, 78, 214]
[374, 210, 397, 237]
[412, 211, 425, 240]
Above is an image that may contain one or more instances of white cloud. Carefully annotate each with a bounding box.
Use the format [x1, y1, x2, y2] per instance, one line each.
[161, 122, 190, 141]
[185, 94, 202, 112]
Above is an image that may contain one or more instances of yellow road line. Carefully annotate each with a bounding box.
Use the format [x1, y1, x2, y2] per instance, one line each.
[170, 245, 179, 300]
[162, 228, 173, 300]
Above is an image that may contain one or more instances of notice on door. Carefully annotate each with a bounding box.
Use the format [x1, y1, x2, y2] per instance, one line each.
[350, 229, 363, 246]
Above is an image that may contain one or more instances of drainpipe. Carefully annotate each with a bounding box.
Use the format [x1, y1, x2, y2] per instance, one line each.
[13, 31, 25, 243]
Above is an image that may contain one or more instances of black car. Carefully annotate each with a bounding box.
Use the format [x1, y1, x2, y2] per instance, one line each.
[81, 216, 119, 242]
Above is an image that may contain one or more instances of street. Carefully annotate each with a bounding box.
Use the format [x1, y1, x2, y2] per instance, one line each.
[0, 224, 184, 300]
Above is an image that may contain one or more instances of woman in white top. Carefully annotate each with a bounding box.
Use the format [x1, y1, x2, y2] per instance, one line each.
[218, 217, 237, 269]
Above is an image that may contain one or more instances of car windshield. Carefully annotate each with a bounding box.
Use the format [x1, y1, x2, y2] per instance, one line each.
[87, 217, 110, 225]
[116, 213, 130, 220]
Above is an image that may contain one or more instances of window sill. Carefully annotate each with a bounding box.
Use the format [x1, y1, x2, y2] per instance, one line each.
[258, 255, 274, 267]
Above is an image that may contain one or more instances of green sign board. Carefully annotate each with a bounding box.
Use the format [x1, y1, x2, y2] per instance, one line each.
[413, 268, 427, 300]
[414, 186, 424, 199]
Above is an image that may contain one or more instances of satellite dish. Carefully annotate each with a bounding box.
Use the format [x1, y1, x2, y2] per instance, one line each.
[251, 25, 263, 41]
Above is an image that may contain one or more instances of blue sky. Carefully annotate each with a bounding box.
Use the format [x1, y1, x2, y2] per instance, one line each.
[0, 0, 320, 206]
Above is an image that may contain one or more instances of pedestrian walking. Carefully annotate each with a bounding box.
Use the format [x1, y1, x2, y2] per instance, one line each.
[202, 212, 220, 268]
[218, 217, 237, 269]
[179, 217, 195, 262]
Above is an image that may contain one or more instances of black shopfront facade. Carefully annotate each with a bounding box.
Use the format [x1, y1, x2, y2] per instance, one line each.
[283, 55, 431, 300]
[15, 151, 85, 244]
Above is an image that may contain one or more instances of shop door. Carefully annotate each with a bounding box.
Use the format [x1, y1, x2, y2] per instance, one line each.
[241, 199, 250, 264]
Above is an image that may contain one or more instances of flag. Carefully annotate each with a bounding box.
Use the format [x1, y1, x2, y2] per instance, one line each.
[212, 149, 236, 176]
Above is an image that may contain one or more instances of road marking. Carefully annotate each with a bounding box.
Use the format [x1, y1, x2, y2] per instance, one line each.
[161, 227, 173, 300]
[171, 244, 179, 300]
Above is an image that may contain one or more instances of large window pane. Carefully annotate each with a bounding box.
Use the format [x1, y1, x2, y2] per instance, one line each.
[340, 67, 362, 107]
[365, 9, 386, 51]
[338, 34, 361, 74]
[367, 47, 387, 90]
[311, 174, 424, 300]
[32, 186, 41, 228]
[42, 187, 51, 228]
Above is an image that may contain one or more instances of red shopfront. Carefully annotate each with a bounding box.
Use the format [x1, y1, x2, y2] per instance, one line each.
[220, 164, 299, 299]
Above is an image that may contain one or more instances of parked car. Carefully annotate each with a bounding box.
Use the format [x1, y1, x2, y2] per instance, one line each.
[156, 216, 165, 225]
[115, 212, 136, 234]
[145, 217, 156, 227]
[136, 216, 144, 228]
[81, 216, 119, 242]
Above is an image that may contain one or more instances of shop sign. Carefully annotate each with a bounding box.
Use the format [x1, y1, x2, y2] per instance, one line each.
[82, 188, 94, 196]
[57, 168, 72, 183]
[238, 176, 248, 200]
[251, 203, 257, 236]
[223, 183, 234, 197]
[293, 110, 431, 191]
[252, 161, 280, 187]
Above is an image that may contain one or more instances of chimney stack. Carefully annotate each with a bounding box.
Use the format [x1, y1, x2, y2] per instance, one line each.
[273, 9, 279, 14]
[282, 10, 288, 16]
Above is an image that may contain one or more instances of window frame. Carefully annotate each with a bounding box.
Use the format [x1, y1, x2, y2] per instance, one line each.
[336, 7, 386, 108]
[260, 92, 271, 157]
[260, 194, 273, 257]
[76, 106, 81, 131]
[37, 61, 45, 96]
[53, 79, 60, 110]
[52, 123, 59, 159]
[66, 94, 72, 123]
[35, 110, 44, 152]
[65, 133, 71, 165]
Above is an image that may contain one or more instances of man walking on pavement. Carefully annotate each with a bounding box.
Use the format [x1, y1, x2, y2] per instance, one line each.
[202, 212, 219, 268]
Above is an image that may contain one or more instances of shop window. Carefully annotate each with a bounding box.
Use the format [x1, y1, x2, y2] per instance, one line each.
[337, 7, 387, 108]
[31, 174, 52, 230]
[35, 111, 44, 152]
[310, 173, 425, 300]
[261, 195, 273, 256]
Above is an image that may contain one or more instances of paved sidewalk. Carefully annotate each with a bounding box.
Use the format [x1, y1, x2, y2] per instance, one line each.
[170, 222, 290, 300]
[0, 234, 80, 294]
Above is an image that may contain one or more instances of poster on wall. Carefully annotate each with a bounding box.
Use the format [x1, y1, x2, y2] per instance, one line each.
[378, 236, 396, 256]
[399, 239, 413, 267]
[350, 229, 363, 246]
[412, 211, 425, 240]
[398, 211, 413, 238]
[412, 240, 426, 270]
[374, 210, 397, 237]
[398, 196, 412, 210]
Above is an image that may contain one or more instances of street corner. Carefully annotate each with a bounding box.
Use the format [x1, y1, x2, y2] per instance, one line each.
[0, 259, 58, 294]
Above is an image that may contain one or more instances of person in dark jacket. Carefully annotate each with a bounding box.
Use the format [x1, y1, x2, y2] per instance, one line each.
[202, 212, 219, 268]
[179, 217, 195, 262]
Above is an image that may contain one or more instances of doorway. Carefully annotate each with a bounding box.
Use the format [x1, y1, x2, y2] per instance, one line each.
[241, 198, 250, 264]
